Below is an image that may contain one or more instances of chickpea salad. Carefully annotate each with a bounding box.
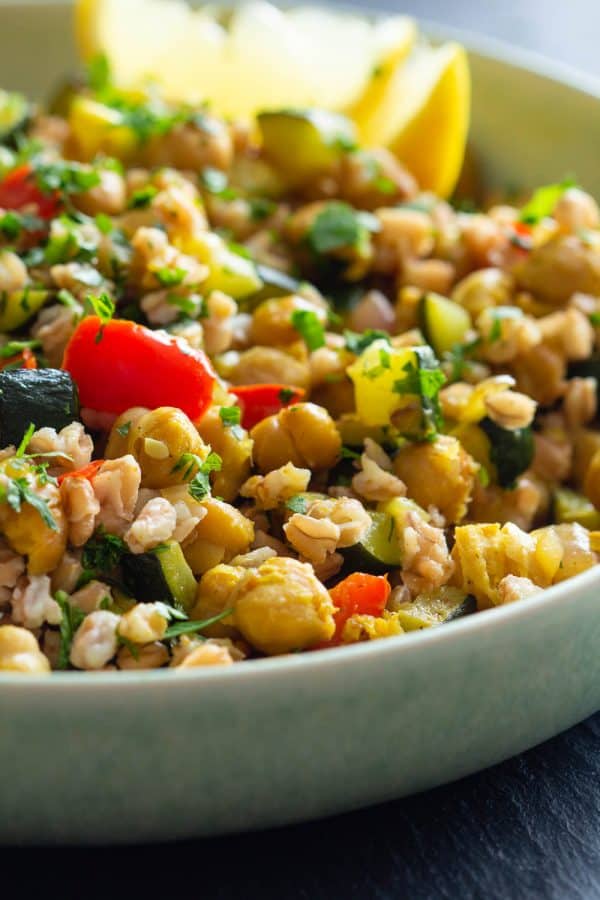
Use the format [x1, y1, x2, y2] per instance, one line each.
[0, 64, 599, 676]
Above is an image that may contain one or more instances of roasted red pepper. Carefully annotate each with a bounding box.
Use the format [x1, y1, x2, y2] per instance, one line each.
[329, 573, 391, 642]
[62, 317, 216, 419]
[0, 163, 60, 220]
[230, 383, 305, 430]
[57, 459, 105, 486]
[0, 346, 38, 371]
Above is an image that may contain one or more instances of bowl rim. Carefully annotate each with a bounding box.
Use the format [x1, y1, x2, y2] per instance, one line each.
[1, 6, 600, 688]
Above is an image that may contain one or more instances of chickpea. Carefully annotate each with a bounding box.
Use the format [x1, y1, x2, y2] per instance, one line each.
[112, 407, 209, 489]
[0, 625, 50, 674]
[142, 118, 233, 172]
[72, 169, 127, 216]
[0, 459, 67, 574]
[227, 346, 311, 391]
[196, 405, 253, 502]
[516, 236, 600, 305]
[182, 497, 254, 575]
[105, 407, 149, 459]
[191, 564, 244, 637]
[451, 268, 514, 319]
[251, 295, 327, 346]
[251, 402, 341, 474]
[553, 188, 600, 233]
[0, 250, 28, 293]
[232, 556, 336, 655]
[393, 435, 478, 524]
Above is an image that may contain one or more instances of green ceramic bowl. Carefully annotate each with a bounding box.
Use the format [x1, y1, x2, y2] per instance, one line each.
[2, 1, 600, 846]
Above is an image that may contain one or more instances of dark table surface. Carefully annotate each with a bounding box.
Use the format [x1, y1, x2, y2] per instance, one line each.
[6, 3, 600, 898]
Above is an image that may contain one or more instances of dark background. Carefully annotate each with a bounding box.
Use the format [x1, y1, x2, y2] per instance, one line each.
[6, 2, 600, 898]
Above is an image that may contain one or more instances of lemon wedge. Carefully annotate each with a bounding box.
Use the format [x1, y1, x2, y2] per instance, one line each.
[352, 42, 471, 198]
[75, 0, 416, 119]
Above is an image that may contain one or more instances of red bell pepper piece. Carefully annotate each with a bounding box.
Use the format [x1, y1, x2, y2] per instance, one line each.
[0, 163, 60, 220]
[329, 573, 391, 642]
[57, 459, 105, 486]
[62, 317, 216, 419]
[0, 346, 38, 371]
[230, 383, 305, 430]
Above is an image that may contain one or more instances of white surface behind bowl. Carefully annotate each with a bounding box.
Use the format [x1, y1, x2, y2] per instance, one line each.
[1, 1, 600, 845]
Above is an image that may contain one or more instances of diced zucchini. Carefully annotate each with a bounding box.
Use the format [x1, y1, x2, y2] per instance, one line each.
[480, 417, 534, 488]
[122, 541, 197, 613]
[184, 231, 262, 300]
[377, 496, 429, 528]
[69, 95, 139, 162]
[0, 289, 49, 332]
[239, 264, 303, 310]
[0, 369, 79, 447]
[553, 487, 600, 529]
[258, 109, 357, 187]
[0, 90, 30, 146]
[418, 292, 471, 356]
[395, 586, 476, 630]
[340, 510, 402, 574]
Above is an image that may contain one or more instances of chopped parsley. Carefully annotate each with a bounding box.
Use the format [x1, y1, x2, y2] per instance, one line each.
[590, 312, 600, 326]
[156, 266, 187, 287]
[0, 338, 40, 360]
[0, 472, 57, 530]
[81, 530, 127, 578]
[291, 308, 325, 351]
[200, 167, 237, 200]
[286, 495, 308, 514]
[279, 387, 296, 404]
[344, 329, 391, 355]
[0, 210, 43, 240]
[392, 347, 446, 437]
[128, 185, 158, 209]
[84, 291, 115, 342]
[117, 634, 140, 661]
[163, 608, 234, 640]
[116, 420, 132, 437]
[35, 160, 101, 197]
[15, 422, 35, 458]
[55, 591, 86, 670]
[519, 178, 577, 225]
[94, 212, 114, 235]
[172, 451, 223, 501]
[219, 406, 241, 427]
[444, 338, 482, 383]
[340, 446, 361, 460]
[249, 198, 276, 221]
[306, 201, 379, 256]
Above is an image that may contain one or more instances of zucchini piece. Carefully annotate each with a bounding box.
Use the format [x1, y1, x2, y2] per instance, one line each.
[0, 288, 49, 332]
[553, 487, 600, 529]
[122, 541, 197, 612]
[0, 90, 30, 146]
[0, 369, 79, 447]
[479, 417, 534, 488]
[395, 586, 476, 630]
[340, 511, 402, 574]
[69, 95, 139, 162]
[258, 109, 356, 187]
[418, 292, 471, 356]
[240, 264, 303, 309]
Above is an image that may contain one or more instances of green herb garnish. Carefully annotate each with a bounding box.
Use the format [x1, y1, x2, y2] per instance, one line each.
[291, 308, 325, 351]
[519, 178, 577, 225]
[55, 591, 86, 670]
[156, 267, 186, 287]
[163, 608, 234, 640]
[306, 201, 379, 256]
[286, 495, 308, 514]
[344, 329, 391, 355]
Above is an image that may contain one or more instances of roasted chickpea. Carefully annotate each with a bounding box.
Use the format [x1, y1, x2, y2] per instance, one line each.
[451, 268, 514, 319]
[250, 295, 327, 346]
[0, 625, 50, 674]
[227, 346, 311, 391]
[182, 497, 254, 574]
[251, 402, 341, 474]
[515, 236, 600, 305]
[115, 407, 209, 489]
[393, 435, 478, 524]
[105, 407, 149, 459]
[232, 556, 336, 655]
[191, 564, 244, 637]
[0, 458, 67, 574]
[196, 405, 253, 502]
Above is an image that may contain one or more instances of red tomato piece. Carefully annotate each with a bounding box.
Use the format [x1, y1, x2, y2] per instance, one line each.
[329, 573, 391, 642]
[57, 459, 105, 486]
[0, 163, 60, 220]
[230, 383, 305, 430]
[62, 317, 216, 419]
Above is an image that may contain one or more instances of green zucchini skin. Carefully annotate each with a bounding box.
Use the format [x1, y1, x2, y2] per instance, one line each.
[122, 542, 197, 612]
[479, 416, 534, 488]
[240, 264, 302, 310]
[0, 369, 80, 447]
[340, 511, 402, 576]
[444, 594, 477, 621]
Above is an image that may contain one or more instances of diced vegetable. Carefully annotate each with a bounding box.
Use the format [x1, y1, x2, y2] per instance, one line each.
[0, 369, 79, 447]
[329, 572, 390, 640]
[182, 231, 262, 300]
[241, 264, 303, 309]
[0, 90, 30, 146]
[68, 95, 138, 162]
[418, 292, 471, 356]
[258, 109, 356, 187]
[479, 417, 534, 488]
[340, 510, 402, 574]
[347, 339, 445, 435]
[62, 317, 215, 419]
[395, 586, 476, 630]
[122, 541, 197, 612]
[0, 288, 49, 332]
[230, 383, 305, 430]
[57, 460, 105, 486]
[0, 163, 60, 220]
[553, 487, 600, 529]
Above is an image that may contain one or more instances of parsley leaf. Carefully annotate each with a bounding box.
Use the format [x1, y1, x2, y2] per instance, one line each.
[219, 406, 242, 428]
[520, 178, 577, 225]
[344, 329, 391, 355]
[340, 446, 360, 460]
[55, 591, 86, 670]
[16, 422, 35, 458]
[291, 308, 325, 351]
[279, 387, 296, 404]
[173, 451, 223, 501]
[84, 291, 115, 342]
[306, 202, 379, 255]
[116, 420, 132, 438]
[0, 339, 40, 359]
[392, 347, 446, 437]
[81, 530, 127, 576]
[286, 495, 308, 514]
[156, 267, 186, 287]
[0, 474, 57, 530]
[444, 338, 482, 383]
[35, 160, 101, 196]
[128, 185, 158, 209]
[163, 608, 234, 640]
